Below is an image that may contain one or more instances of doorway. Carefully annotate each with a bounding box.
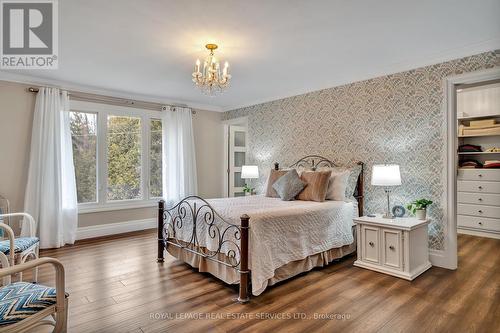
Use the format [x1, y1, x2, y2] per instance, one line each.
[443, 67, 500, 269]
[223, 117, 248, 197]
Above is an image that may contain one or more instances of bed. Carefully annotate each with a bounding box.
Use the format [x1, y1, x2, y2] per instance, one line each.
[157, 155, 364, 302]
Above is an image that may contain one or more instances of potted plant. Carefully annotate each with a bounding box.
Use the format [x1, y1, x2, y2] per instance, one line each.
[406, 199, 433, 220]
[243, 183, 254, 196]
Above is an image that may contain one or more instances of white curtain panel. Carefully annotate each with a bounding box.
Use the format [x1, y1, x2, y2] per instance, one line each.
[161, 106, 198, 204]
[23, 87, 78, 248]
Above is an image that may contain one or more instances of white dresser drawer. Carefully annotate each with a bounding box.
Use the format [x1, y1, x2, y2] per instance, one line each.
[361, 225, 379, 264]
[457, 181, 500, 194]
[457, 203, 500, 218]
[458, 169, 500, 181]
[457, 215, 500, 232]
[458, 192, 500, 206]
[381, 228, 402, 270]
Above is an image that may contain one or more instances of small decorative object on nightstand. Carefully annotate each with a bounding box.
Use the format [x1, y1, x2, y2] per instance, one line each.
[371, 164, 401, 218]
[406, 198, 433, 220]
[353, 215, 431, 280]
[392, 205, 406, 218]
[241, 165, 259, 195]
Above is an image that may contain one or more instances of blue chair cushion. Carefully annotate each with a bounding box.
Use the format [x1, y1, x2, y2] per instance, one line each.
[0, 282, 57, 326]
[0, 237, 39, 254]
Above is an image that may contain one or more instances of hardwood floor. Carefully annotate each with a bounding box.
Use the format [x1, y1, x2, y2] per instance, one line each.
[32, 231, 499, 333]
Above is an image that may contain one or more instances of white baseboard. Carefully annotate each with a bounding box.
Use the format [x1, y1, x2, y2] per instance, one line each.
[76, 218, 156, 240]
[429, 249, 457, 270]
[458, 227, 500, 239]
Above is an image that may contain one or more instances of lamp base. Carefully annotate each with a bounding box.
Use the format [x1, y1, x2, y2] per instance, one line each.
[382, 213, 394, 219]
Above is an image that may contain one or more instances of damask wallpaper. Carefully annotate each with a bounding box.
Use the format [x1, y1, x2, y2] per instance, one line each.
[223, 51, 500, 250]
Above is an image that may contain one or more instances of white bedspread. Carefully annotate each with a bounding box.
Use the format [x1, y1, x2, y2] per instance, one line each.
[167, 195, 356, 295]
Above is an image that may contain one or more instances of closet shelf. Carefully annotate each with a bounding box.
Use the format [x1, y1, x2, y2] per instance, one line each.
[458, 151, 500, 155]
[458, 133, 500, 138]
[458, 114, 500, 121]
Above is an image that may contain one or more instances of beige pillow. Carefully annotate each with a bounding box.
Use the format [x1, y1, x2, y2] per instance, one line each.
[265, 169, 288, 197]
[326, 169, 351, 201]
[296, 170, 332, 202]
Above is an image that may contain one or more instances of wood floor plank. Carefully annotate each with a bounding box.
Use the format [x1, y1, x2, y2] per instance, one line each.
[27, 231, 499, 333]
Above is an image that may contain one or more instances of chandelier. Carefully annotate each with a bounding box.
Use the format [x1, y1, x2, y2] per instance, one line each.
[192, 44, 231, 96]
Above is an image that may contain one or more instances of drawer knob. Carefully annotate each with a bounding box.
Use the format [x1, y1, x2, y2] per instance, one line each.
[478, 174, 483, 177]
[478, 210, 483, 213]
[369, 241, 374, 247]
[478, 186, 483, 190]
[479, 222, 483, 225]
[389, 245, 395, 250]
[478, 198, 483, 201]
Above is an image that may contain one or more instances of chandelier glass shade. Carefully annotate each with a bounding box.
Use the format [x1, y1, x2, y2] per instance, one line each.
[192, 44, 231, 96]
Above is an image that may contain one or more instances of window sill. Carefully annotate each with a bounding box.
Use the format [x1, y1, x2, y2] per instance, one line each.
[78, 199, 162, 214]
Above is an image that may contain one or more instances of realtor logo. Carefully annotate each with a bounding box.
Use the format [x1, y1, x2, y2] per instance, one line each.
[1, 0, 58, 69]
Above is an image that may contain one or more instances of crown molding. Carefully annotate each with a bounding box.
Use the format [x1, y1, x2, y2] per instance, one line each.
[0, 71, 224, 112]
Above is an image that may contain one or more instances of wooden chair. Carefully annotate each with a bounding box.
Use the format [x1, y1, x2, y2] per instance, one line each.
[0, 258, 68, 332]
[0, 213, 40, 282]
[0, 223, 14, 285]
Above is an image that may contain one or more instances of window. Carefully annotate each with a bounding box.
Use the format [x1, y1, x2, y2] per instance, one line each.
[70, 112, 97, 203]
[107, 116, 142, 201]
[69, 101, 164, 212]
[150, 119, 162, 198]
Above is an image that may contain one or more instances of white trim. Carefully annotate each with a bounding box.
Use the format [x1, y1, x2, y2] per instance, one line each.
[0, 72, 223, 112]
[442, 67, 500, 270]
[458, 227, 500, 240]
[70, 100, 164, 211]
[76, 218, 156, 240]
[78, 200, 158, 214]
[429, 249, 451, 268]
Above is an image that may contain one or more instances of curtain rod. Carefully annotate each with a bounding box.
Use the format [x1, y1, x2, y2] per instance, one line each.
[27, 87, 196, 114]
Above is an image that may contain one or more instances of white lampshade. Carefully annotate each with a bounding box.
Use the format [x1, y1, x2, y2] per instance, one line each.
[241, 165, 259, 179]
[371, 164, 401, 186]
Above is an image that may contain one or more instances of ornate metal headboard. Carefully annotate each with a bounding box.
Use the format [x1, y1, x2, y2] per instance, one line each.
[274, 155, 364, 216]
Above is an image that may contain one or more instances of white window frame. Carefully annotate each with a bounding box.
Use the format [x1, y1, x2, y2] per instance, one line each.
[70, 100, 163, 214]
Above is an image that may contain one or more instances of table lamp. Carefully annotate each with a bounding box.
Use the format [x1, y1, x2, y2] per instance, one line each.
[241, 165, 259, 195]
[371, 164, 401, 218]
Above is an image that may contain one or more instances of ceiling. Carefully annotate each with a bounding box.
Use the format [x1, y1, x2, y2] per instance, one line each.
[1, 0, 499, 111]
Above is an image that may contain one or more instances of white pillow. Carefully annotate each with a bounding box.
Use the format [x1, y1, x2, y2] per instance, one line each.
[325, 169, 351, 201]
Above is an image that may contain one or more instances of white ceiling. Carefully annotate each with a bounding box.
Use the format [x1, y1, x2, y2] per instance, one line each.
[1, 0, 500, 111]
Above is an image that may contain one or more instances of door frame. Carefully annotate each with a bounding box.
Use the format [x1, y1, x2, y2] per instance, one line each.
[440, 67, 500, 269]
[222, 117, 248, 197]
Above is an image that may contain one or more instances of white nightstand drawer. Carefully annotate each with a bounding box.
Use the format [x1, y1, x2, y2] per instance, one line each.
[361, 225, 379, 264]
[381, 228, 402, 270]
[458, 203, 500, 219]
[457, 181, 500, 194]
[458, 169, 500, 181]
[457, 215, 500, 232]
[458, 192, 500, 206]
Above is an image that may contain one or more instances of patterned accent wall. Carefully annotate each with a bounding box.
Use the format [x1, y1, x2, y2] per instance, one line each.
[223, 52, 500, 250]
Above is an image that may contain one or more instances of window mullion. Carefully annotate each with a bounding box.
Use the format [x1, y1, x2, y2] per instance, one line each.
[142, 115, 149, 200]
[98, 111, 108, 205]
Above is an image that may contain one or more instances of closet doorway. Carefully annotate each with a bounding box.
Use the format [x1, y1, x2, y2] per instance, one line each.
[443, 67, 500, 270]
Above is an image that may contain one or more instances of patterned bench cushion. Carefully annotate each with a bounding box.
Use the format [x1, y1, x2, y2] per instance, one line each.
[0, 282, 56, 326]
[0, 237, 39, 254]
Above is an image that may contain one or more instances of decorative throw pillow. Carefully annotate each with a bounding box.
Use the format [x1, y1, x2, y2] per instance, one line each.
[272, 169, 307, 201]
[265, 169, 288, 197]
[320, 164, 362, 200]
[345, 164, 362, 199]
[296, 170, 332, 202]
[325, 169, 351, 201]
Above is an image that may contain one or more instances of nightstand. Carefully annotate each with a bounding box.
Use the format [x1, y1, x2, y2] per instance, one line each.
[353, 216, 432, 280]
